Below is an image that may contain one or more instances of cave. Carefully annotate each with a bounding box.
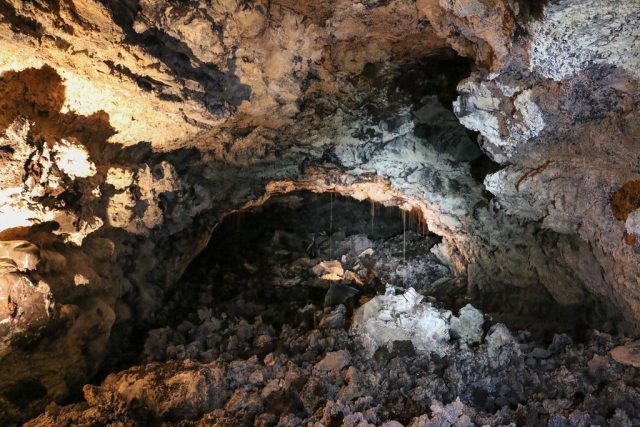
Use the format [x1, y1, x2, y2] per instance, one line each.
[96, 190, 624, 424]
[0, 0, 639, 426]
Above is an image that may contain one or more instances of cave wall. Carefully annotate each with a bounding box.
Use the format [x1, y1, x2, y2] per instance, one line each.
[455, 0, 640, 320]
[0, 0, 638, 422]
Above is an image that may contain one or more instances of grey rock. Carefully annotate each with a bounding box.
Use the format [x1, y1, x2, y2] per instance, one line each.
[319, 305, 347, 329]
[486, 324, 521, 369]
[314, 350, 351, 373]
[450, 304, 484, 345]
[324, 284, 359, 307]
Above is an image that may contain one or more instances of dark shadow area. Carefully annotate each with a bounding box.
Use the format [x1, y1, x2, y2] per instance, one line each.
[357, 48, 474, 113]
[482, 287, 621, 343]
[0, 379, 47, 408]
[391, 50, 475, 109]
[0, 0, 44, 39]
[518, 0, 549, 23]
[175, 191, 434, 306]
[469, 146, 501, 184]
[355, 49, 486, 167]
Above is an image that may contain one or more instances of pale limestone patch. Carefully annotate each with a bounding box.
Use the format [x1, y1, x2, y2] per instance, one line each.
[530, 0, 640, 81]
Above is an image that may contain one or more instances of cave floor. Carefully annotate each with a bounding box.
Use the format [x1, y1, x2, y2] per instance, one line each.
[29, 193, 640, 426]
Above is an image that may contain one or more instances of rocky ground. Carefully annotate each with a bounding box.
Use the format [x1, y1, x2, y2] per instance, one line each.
[27, 193, 640, 426]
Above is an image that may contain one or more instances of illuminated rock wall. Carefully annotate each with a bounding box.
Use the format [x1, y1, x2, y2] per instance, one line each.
[0, 0, 637, 422]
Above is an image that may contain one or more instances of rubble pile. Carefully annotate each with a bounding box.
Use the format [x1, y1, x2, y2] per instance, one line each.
[28, 193, 640, 426]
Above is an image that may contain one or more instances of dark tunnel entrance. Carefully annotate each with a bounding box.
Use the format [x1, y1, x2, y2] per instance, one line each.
[154, 191, 448, 344]
[91, 191, 637, 426]
[136, 189, 615, 361]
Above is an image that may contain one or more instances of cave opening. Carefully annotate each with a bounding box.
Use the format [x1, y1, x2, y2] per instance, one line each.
[134, 190, 611, 366]
[109, 191, 446, 366]
[86, 189, 635, 425]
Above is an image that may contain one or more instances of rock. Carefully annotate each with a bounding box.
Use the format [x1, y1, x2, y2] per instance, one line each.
[391, 340, 416, 357]
[0, 270, 55, 357]
[529, 0, 640, 81]
[312, 260, 344, 281]
[450, 304, 484, 345]
[610, 341, 640, 368]
[567, 411, 591, 427]
[261, 379, 286, 411]
[609, 409, 633, 427]
[93, 361, 228, 420]
[454, 81, 545, 163]
[299, 376, 329, 414]
[413, 96, 481, 162]
[224, 388, 263, 414]
[319, 305, 347, 329]
[542, 398, 572, 415]
[343, 270, 364, 286]
[314, 350, 351, 373]
[530, 347, 552, 359]
[253, 334, 276, 354]
[548, 414, 568, 427]
[343, 412, 374, 426]
[255, 412, 278, 426]
[486, 323, 521, 369]
[143, 328, 185, 362]
[548, 334, 573, 354]
[428, 398, 475, 426]
[0, 240, 40, 271]
[358, 248, 375, 258]
[587, 354, 614, 381]
[338, 367, 368, 402]
[277, 413, 303, 426]
[351, 287, 451, 356]
[324, 284, 359, 307]
[23, 270, 640, 427]
[348, 235, 373, 255]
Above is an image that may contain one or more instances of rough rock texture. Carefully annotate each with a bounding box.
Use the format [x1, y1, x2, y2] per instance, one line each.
[455, 0, 640, 324]
[24, 263, 640, 426]
[450, 304, 484, 345]
[0, 0, 638, 423]
[529, 0, 640, 81]
[352, 287, 452, 356]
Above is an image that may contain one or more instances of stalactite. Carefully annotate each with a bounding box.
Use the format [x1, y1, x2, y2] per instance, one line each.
[329, 191, 334, 260]
[402, 208, 406, 287]
[370, 199, 375, 235]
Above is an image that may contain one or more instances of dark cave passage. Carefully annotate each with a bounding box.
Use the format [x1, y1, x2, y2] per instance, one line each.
[99, 190, 619, 379]
[90, 191, 640, 426]
[181, 192, 611, 338]
[155, 191, 448, 343]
